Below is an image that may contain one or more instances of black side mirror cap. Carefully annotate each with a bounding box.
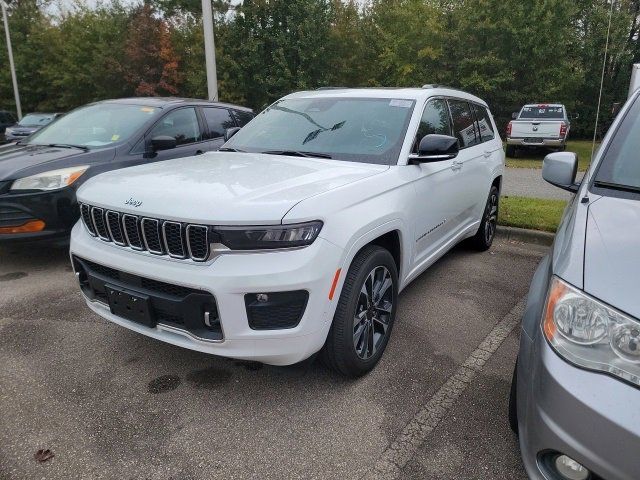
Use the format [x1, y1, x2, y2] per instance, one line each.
[150, 135, 177, 152]
[408, 134, 459, 164]
[224, 127, 241, 142]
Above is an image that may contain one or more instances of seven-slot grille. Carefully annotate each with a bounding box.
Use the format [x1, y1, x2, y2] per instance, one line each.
[80, 204, 210, 262]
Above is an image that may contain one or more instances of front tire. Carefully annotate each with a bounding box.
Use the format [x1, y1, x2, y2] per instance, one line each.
[322, 245, 398, 377]
[470, 185, 499, 251]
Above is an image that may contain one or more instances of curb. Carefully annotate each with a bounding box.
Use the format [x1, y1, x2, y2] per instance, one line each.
[496, 225, 555, 246]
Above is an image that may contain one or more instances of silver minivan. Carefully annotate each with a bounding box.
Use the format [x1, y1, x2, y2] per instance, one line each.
[510, 89, 640, 480]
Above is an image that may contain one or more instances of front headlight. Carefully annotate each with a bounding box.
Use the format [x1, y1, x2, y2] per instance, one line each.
[543, 276, 640, 386]
[11, 166, 89, 191]
[213, 221, 323, 250]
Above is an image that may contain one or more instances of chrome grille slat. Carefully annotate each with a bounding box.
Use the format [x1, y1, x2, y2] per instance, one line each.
[106, 211, 126, 246]
[80, 204, 97, 236]
[82, 204, 209, 262]
[141, 218, 164, 255]
[91, 207, 111, 241]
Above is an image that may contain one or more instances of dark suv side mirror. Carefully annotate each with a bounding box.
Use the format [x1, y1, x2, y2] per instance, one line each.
[151, 135, 177, 152]
[224, 127, 241, 142]
[409, 134, 459, 164]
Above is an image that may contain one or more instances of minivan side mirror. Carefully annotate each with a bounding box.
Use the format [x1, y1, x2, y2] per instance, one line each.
[151, 135, 177, 152]
[224, 127, 241, 142]
[409, 134, 459, 164]
[512, 112, 519, 120]
[542, 152, 579, 193]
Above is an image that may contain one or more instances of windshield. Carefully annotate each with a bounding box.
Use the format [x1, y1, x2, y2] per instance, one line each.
[225, 97, 416, 165]
[26, 103, 159, 149]
[519, 106, 564, 119]
[593, 95, 640, 192]
[18, 113, 56, 127]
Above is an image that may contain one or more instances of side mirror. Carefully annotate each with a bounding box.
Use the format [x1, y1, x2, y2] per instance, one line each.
[224, 127, 241, 142]
[408, 134, 459, 164]
[542, 152, 579, 193]
[512, 112, 519, 120]
[150, 135, 177, 152]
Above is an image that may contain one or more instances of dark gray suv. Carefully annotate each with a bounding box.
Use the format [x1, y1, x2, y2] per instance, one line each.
[510, 89, 640, 480]
[0, 98, 253, 242]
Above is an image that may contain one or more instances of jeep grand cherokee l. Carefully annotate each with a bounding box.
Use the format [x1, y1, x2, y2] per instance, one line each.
[70, 87, 504, 377]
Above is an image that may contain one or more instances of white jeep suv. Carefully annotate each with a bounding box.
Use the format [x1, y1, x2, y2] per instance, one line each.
[70, 87, 504, 376]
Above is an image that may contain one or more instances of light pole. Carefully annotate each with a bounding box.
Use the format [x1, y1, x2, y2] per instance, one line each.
[1, 0, 21, 119]
[201, 0, 218, 101]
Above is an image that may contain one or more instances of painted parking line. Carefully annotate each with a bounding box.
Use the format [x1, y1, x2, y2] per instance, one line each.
[365, 296, 526, 479]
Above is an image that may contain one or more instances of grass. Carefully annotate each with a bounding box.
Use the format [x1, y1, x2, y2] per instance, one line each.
[505, 140, 598, 172]
[498, 196, 567, 233]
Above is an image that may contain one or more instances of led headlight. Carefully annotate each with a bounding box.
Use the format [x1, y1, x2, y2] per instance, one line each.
[214, 221, 323, 250]
[11, 166, 89, 191]
[543, 276, 640, 386]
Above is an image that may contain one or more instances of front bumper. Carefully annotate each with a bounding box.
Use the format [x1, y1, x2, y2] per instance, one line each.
[506, 137, 566, 147]
[0, 186, 78, 242]
[518, 331, 640, 480]
[69, 223, 345, 365]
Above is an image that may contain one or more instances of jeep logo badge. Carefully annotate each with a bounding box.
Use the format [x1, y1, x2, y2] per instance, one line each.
[125, 198, 143, 208]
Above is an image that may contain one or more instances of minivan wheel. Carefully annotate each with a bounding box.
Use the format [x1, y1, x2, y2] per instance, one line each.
[321, 245, 398, 377]
[509, 360, 519, 434]
[470, 185, 499, 251]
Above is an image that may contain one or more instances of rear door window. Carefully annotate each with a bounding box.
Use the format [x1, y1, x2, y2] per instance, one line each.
[472, 104, 496, 142]
[202, 107, 236, 139]
[448, 100, 479, 148]
[232, 109, 254, 127]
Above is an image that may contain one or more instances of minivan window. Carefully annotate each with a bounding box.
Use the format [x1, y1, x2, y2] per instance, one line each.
[225, 97, 415, 165]
[520, 106, 564, 119]
[414, 99, 451, 152]
[593, 94, 640, 192]
[202, 107, 235, 139]
[448, 100, 479, 148]
[472, 104, 495, 142]
[149, 107, 202, 146]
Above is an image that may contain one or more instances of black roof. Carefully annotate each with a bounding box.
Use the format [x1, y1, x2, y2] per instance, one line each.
[96, 97, 253, 112]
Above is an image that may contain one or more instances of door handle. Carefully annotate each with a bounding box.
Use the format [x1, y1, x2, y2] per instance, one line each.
[451, 160, 463, 171]
[195, 150, 205, 155]
[483, 151, 492, 158]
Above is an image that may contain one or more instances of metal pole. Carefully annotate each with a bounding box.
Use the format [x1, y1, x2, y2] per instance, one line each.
[201, 0, 218, 101]
[1, 0, 21, 119]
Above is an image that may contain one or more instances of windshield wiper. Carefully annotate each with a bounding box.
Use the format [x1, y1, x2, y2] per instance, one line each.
[262, 150, 332, 159]
[219, 147, 245, 152]
[593, 180, 640, 194]
[35, 143, 89, 151]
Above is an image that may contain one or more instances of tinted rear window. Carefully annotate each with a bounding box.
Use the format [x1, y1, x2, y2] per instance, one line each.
[232, 110, 254, 127]
[519, 106, 564, 119]
[448, 100, 480, 148]
[202, 107, 235, 138]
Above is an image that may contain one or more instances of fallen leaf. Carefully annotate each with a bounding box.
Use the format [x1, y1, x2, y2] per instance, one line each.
[34, 449, 54, 463]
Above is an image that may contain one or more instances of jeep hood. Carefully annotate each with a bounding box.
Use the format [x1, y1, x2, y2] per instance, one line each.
[584, 196, 640, 319]
[77, 152, 388, 224]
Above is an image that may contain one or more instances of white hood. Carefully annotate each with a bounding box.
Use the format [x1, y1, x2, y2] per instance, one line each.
[77, 152, 388, 224]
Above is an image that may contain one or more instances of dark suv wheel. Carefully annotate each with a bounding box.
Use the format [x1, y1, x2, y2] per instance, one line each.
[322, 245, 398, 377]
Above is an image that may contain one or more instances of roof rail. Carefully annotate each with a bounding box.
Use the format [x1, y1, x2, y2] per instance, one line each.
[316, 87, 347, 90]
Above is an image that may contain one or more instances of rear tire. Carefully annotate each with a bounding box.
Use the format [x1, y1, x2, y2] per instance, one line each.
[505, 145, 517, 157]
[321, 245, 398, 377]
[509, 360, 519, 434]
[470, 185, 499, 251]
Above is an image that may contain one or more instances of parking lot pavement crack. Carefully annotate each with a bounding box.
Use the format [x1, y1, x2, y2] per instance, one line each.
[364, 296, 526, 480]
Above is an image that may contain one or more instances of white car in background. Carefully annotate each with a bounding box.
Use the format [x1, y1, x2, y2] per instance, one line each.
[70, 86, 504, 377]
[506, 103, 571, 157]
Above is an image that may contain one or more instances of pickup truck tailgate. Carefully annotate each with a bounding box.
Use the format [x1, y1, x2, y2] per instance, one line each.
[511, 121, 562, 138]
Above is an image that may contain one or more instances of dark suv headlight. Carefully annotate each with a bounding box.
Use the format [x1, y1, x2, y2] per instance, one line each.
[543, 276, 640, 386]
[213, 221, 323, 250]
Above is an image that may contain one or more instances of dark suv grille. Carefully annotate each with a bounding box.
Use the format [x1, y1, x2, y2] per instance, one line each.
[80, 204, 210, 262]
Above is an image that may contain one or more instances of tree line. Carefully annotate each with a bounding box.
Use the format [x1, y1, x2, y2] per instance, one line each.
[1, 0, 639, 137]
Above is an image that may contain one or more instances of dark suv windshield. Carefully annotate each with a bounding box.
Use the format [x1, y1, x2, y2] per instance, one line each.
[224, 97, 416, 165]
[26, 103, 158, 149]
[519, 106, 564, 119]
[593, 94, 640, 192]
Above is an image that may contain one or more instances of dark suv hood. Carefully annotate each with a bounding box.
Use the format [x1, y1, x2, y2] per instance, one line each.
[0, 142, 113, 181]
[584, 196, 640, 319]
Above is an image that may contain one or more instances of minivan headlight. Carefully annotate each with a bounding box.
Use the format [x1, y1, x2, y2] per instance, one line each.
[11, 166, 89, 191]
[543, 276, 640, 386]
[213, 221, 323, 250]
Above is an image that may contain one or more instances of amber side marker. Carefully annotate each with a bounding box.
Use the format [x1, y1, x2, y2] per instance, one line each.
[0, 220, 46, 234]
[328, 268, 341, 300]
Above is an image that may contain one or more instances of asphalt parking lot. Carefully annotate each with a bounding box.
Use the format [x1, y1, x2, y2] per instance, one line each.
[0, 237, 546, 480]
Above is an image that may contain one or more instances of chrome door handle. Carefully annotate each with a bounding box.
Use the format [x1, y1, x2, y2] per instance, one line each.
[451, 160, 463, 171]
[484, 151, 492, 158]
